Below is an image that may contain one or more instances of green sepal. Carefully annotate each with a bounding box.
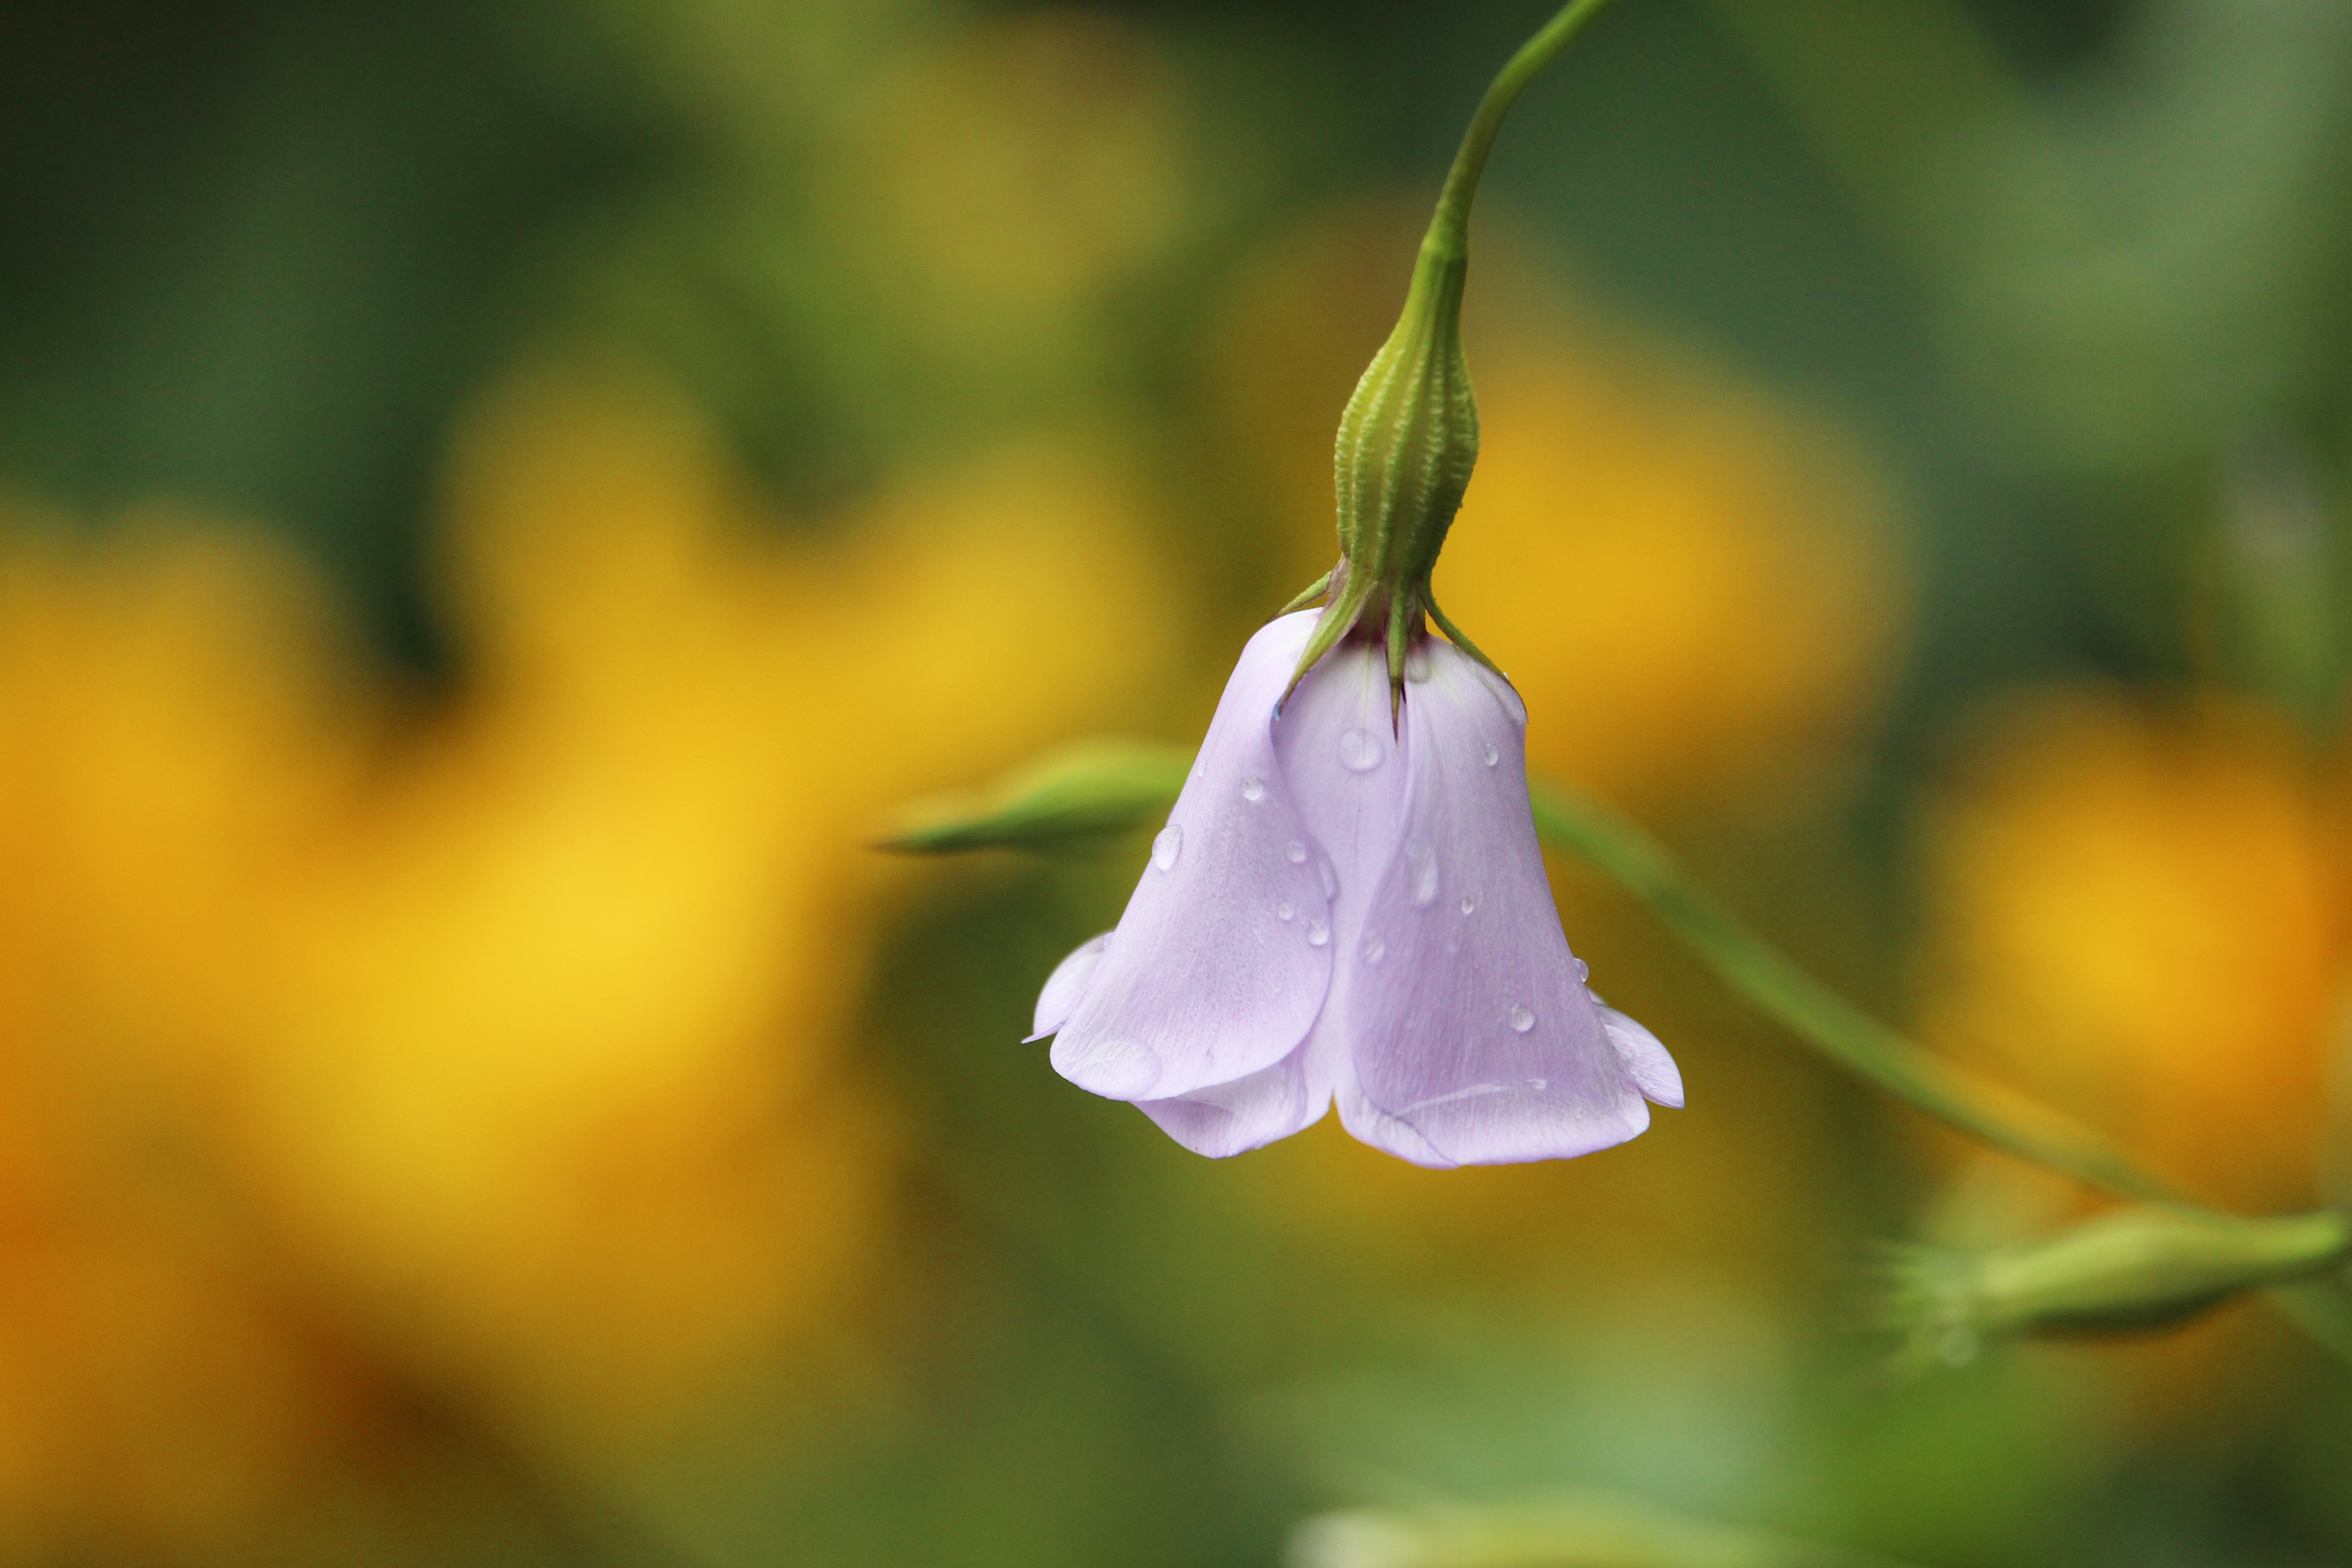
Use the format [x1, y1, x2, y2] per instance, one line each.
[1273, 568, 1335, 618]
[879, 739, 1190, 855]
[1427, 589, 1504, 681]
[1284, 564, 1376, 700]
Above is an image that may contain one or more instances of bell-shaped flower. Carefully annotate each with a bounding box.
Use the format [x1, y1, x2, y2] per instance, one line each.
[1031, 610, 1681, 1165]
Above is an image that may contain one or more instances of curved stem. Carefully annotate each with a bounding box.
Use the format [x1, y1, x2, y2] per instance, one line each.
[1527, 778, 2352, 1370]
[1426, 0, 1625, 262]
[1526, 780, 2171, 1203]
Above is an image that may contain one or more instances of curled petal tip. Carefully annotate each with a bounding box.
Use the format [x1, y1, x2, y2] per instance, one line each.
[1596, 1000, 1683, 1109]
[1028, 931, 1113, 1042]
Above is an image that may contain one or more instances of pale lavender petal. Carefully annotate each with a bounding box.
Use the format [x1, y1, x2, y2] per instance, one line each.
[1343, 641, 1654, 1165]
[1137, 1034, 1336, 1158]
[1052, 612, 1335, 1102]
[1273, 639, 1406, 926]
[1027, 931, 1112, 1043]
[1333, 1048, 1456, 1167]
[1252, 637, 1411, 1155]
[1595, 997, 1684, 1108]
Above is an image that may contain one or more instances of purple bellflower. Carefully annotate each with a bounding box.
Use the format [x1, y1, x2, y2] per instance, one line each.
[1030, 611, 1681, 1165]
[1031, 0, 1680, 1164]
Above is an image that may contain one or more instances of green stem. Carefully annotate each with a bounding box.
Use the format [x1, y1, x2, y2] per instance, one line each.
[1427, 0, 1626, 263]
[1525, 780, 2352, 1368]
[1527, 779, 2352, 1367]
[1527, 780, 2171, 1202]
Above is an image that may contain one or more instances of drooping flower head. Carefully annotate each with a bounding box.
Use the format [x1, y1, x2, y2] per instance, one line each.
[1031, 0, 1680, 1165]
[1034, 612, 1679, 1164]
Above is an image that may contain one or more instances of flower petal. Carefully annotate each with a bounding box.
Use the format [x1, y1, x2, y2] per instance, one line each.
[1262, 637, 1411, 1153]
[1137, 1035, 1335, 1157]
[1027, 931, 1112, 1042]
[1273, 639, 1407, 928]
[1342, 641, 1655, 1165]
[1333, 1049, 1455, 1167]
[1594, 997, 1684, 1108]
[1050, 612, 1336, 1101]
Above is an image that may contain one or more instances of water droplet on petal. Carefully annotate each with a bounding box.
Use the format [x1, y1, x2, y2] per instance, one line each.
[1458, 896, 1476, 916]
[1569, 957, 1589, 982]
[1529, 1078, 1547, 1091]
[1482, 741, 1500, 768]
[1285, 840, 1308, 864]
[1407, 842, 1440, 907]
[1306, 919, 1330, 948]
[1194, 758, 1207, 780]
[1317, 858, 1338, 899]
[1240, 775, 1265, 802]
[1338, 728, 1382, 772]
[1509, 1004, 1535, 1033]
[1276, 901, 1295, 922]
[1152, 825, 1182, 871]
[1361, 931, 1385, 965]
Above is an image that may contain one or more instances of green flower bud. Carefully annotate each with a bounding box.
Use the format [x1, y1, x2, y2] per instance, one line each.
[1283, 0, 1621, 709]
[1322, 234, 1477, 666]
[1287, 1497, 1906, 1568]
[1867, 1206, 2352, 1370]
[880, 738, 1188, 854]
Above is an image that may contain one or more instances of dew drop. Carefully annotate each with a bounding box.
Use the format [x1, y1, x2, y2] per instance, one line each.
[1482, 741, 1500, 768]
[1362, 931, 1385, 966]
[1529, 1078, 1547, 1091]
[1306, 918, 1330, 948]
[1152, 825, 1182, 871]
[1240, 774, 1265, 803]
[1194, 757, 1207, 780]
[1407, 842, 1440, 908]
[1285, 840, 1308, 865]
[1317, 858, 1339, 898]
[1276, 901, 1295, 922]
[1508, 1004, 1535, 1034]
[1458, 896, 1476, 916]
[1570, 957, 1589, 983]
[1338, 728, 1383, 772]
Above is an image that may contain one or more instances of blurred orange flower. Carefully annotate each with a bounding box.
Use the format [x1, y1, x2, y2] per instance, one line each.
[1917, 691, 2349, 1213]
[0, 368, 1170, 1549]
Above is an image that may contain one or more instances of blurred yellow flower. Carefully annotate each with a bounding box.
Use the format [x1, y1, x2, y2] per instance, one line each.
[1918, 691, 2346, 1212]
[0, 519, 393, 1554]
[0, 366, 1170, 1548]
[1212, 200, 1905, 813]
[240, 368, 1171, 1449]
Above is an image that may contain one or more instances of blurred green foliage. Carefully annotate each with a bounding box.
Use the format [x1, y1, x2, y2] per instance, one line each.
[6, 2, 2352, 1567]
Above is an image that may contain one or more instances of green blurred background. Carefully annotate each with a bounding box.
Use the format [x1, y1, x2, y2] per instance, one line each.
[4, 0, 2352, 1563]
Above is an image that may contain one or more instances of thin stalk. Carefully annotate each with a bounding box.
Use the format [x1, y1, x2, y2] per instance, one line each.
[1528, 780, 2169, 1200]
[1426, 0, 1626, 262]
[1527, 779, 2352, 1367]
